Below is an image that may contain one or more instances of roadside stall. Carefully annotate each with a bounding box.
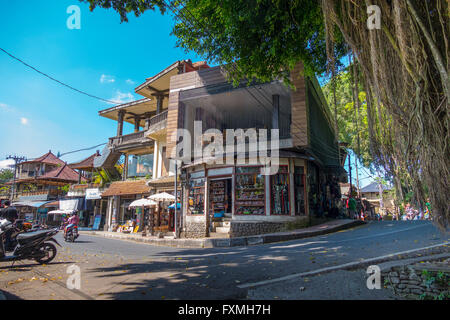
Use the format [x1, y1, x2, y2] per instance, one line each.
[11, 201, 53, 223]
[126, 198, 157, 233]
[47, 198, 80, 227]
[148, 192, 176, 234]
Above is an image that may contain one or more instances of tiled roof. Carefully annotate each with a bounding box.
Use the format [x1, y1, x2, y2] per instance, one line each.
[360, 182, 391, 193]
[69, 152, 100, 170]
[21, 151, 65, 166]
[101, 179, 150, 197]
[36, 163, 86, 183]
[147, 175, 179, 187]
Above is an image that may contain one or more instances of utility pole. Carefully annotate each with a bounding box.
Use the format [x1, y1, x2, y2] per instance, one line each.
[6, 155, 27, 201]
[348, 152, 352, 195]
[355, 156, 361, 198]
[174, 161, 178, 239]
[378, 175, 384, 215]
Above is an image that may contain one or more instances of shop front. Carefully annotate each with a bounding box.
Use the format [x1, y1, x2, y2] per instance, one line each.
[181, 156, 312, 238]
[147, 176, 182, 235]
[101, 180, 151, 233]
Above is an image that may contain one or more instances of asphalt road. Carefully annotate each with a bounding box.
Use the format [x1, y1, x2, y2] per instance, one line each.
[1, 220, 448, 300]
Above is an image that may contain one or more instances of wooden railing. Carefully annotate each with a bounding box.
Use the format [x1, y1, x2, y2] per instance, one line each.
[149, 110, 168, 127]
[109, 131, 146, 147]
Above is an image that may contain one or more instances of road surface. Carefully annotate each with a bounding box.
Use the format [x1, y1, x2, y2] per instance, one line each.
[0, 220, 447, 300]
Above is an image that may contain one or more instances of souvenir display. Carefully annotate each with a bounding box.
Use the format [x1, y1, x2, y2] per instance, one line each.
[210, 181, 225, 213]
[271, 166, 290, 215]
[235, 167, 265, 215]
[188, 178, 205, 215]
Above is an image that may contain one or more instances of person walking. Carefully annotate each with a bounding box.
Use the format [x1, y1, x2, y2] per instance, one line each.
[348, 196, 357, 220]
[0, 200, 18, 223]
[0, 200, 19, 251]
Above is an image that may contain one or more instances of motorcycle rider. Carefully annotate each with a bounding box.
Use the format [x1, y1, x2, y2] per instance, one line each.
[0, 201, 19, 251]
[64, 211, 80, 238]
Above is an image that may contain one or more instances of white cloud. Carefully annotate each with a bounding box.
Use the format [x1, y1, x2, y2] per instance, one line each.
[0, 102, 12, 112]
[100, 74, 116, 84]
[110, 91, 135, 104]
[0, 159, 14, 170]
[126, 79, 136, 85]
[20, 117, 29, 125]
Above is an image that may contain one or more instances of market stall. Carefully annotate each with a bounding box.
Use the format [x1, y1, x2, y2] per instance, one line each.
[149, 192, 176, 233]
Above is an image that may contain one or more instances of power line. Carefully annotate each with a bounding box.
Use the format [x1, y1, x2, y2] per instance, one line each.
[0, 47, 119, 104]
[59, 143, 107, 158]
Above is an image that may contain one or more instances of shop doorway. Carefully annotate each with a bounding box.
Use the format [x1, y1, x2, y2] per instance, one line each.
[209, 177, 232, 217]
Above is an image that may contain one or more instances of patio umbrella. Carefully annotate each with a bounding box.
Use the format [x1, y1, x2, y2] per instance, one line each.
[168, 203, 181, 210]
[148, 192, 176, 202]
[128, 198, 157, 208]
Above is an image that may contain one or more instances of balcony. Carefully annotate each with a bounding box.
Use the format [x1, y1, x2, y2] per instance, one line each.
[108, 131, 154, 154]
[13, 189, 64, 202]
[146, 110, 168, 140]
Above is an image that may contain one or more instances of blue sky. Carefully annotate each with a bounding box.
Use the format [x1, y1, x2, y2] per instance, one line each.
[0, 0, 203, 164]
[0, 0, 373, 187]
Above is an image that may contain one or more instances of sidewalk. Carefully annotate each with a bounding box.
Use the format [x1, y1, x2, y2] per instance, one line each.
[79, 219, 365, 249]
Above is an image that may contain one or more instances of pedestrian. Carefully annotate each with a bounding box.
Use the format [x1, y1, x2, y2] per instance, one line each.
[348, 196, 357, 219]
[0, 200, 18, 223]
[0, 200, 18, 251]
[425, 198, 432, 220]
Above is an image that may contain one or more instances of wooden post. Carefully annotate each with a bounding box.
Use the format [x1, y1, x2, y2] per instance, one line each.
[156, 95, 164, 115]
[117, 110, 125, 137]
[134, 116, 141, 133]
[123, 155, 128, 181]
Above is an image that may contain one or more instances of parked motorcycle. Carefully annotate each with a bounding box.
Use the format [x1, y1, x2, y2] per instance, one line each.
[1, 220, 47, 252]
[64, 224, 79, 243]
[0, 219, 61, 265]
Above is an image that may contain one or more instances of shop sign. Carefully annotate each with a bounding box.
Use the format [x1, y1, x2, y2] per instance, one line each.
[93, 215, 102, 230]
[86, 188, 102, 200]
[190, 170, 205, 179]
[208, 167, 233, 177]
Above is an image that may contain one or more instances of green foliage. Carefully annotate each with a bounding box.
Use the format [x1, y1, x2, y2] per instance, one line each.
[80, 0, 166, 22]
[58, 184, 71, 193]
[322, 68, 373, 167]
[0, 169, 14, 183]
[82, 0, 348, 83]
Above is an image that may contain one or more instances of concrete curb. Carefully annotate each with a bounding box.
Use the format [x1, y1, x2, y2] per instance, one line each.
[80, 220, 366, 249]
[238, 242, 449, 289]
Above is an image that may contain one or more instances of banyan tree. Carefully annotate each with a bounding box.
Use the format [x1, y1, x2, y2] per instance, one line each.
[322, 0, 449, 231]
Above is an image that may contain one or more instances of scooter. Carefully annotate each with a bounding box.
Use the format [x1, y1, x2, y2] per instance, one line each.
[64, 224, 79, 243]
[0, 219, 61, 265]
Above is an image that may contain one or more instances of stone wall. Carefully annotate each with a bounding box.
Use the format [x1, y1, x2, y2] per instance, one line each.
[229, 221, 287, 238]
[184, 221, 208, 238]
[383, 260, 449, 300]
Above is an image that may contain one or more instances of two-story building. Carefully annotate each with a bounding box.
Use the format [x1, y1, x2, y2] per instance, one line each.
[12, 151, 85, 221]
[96, 60, 210, 233]
[95, 60, 345, 238]
[165, 62, 346, 238]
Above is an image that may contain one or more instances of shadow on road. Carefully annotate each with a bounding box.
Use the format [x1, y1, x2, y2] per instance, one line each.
[1, 290, 23, 300]
[0, 261, 75, 271]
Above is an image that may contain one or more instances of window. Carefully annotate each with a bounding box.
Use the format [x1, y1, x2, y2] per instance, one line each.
[271, 166, 290, 215]
[127, 154, 153, 178]
[188, 178, 205, 215]
[294, 166, 306, 215]
[235, 166, 265, 215]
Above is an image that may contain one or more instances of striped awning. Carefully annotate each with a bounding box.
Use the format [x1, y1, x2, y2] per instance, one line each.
[12, 201, 53, 208]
